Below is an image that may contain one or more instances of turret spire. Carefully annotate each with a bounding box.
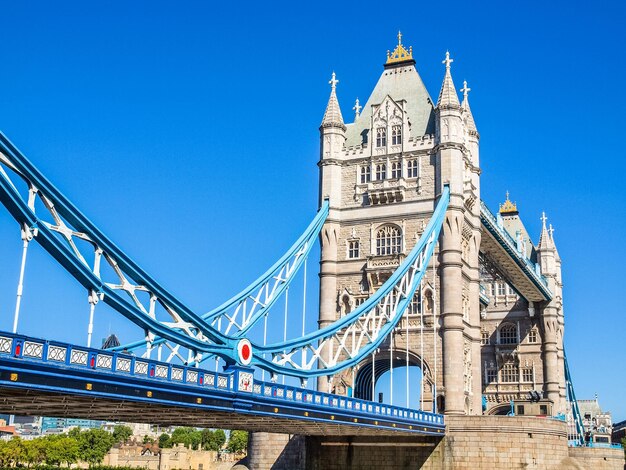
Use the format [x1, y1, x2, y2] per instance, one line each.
[437, 51, 461, 109]
[460, 80, 477, 132]
[320, 72, 346, 130]
[538, 211, 555, 251]
[353, 98, 362, 119]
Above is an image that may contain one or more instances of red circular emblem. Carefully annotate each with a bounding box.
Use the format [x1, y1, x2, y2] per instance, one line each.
[237, 339, 252, 366]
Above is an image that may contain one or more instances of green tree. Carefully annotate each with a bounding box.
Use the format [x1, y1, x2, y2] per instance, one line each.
[76, 428, 114, 465]
[200, 429, 226, 451]
[112, 425, 133, 444]
[143, 435, 155, 444]
[227, 430, 248, 454]
[23, 438, 46, 467]
[158, 433, 172, 449]
[171, 427, 202, 449]
[44, 436, 79, 467]
[4, 436, 26, 466]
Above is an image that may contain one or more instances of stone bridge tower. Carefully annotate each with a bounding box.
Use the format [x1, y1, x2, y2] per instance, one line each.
[317, 35, 483, 415]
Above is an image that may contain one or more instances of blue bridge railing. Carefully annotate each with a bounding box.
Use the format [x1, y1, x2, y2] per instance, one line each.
[0, 332, 444, 434]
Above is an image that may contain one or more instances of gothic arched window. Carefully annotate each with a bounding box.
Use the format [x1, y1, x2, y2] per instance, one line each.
[360, 165, 371, 184]
[348, 240, 360, 259]
[376, 225, 402, 256]
[376, 127, 387, 147]
[375, 164, 387, 181]
[499, 323, 517, 345]
[501, 362, 518, 382]
[391, 162, 401, 179]
[408, 292, 420, 315]
[391, 125, 402, 145]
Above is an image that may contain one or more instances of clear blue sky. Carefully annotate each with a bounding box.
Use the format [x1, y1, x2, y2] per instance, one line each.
[0, 1, 624, 419]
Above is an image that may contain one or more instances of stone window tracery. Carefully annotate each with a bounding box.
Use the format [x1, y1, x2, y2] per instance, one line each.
[408, 292, 420, 315]
[348, 240, 360, 259]
[528, 328, 538, 343]
[499, 323, 518, 345]
[481, 330, 490, 345]
[360, 165, 371, 184]
[375, 225, 402, 256]
[375, 163, 387, 180]
[485, 368, 497, 384]
[391, 161, 401, 179]
[522, 367, 533, 382]
[376, 127, 387, 147]
[407, 159, 419, 178]
[501, 363, 518, 382]
[391, 125, 402, 145]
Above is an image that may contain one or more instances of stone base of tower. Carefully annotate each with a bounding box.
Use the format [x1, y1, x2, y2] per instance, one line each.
[244, 417, 625, 469]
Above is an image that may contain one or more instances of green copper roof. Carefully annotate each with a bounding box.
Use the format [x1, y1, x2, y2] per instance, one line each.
[345, 64, 435, 147]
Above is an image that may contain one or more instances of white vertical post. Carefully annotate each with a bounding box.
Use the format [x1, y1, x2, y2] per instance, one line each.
[262, 314, 268, 381]
[420, 280, 424, 411]
[283, 287, 289, 385]
[390, 326, 394, 406]
[372, 351, 376, 401]
[406, 295, 410, 408]
[432, 260, 438, 414]
[87, 290, 98, 348]
[13, 227, 33, 333]
[301, 259, 307, 369]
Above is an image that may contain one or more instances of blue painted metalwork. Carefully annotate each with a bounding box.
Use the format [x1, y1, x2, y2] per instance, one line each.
[564, 352, 586, 447]
[251, 187, 450, 378]
[116, 200, 329, 353]
[0, 332, 444, 435]
[0, 132, 233, 355]
[480, 200, 553, 300]
[0, 131, 329, 367]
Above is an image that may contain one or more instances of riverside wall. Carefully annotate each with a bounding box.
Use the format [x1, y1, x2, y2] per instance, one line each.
[246, 416, 625, 469]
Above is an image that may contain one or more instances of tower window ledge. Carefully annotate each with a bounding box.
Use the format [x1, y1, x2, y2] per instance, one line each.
[366, 254, 406, 288]
[368, 188, 404, 205]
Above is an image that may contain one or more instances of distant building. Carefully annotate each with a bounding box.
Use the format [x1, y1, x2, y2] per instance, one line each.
[0, 424, 16, 440]
[41, 417, 102, 434]
[612, 419, 626, 444]
[578, 396, 613, 444]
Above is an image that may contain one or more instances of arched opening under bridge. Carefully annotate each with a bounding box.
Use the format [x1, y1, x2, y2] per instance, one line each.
[352, 349, 434, 410]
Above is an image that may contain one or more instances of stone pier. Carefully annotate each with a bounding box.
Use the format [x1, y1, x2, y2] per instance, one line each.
[245, 416, 625, 469]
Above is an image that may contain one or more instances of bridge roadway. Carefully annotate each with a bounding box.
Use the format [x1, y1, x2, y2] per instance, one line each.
[0, 332, 444, 437]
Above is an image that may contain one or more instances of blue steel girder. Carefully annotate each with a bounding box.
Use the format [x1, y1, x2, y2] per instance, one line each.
[0, 132, 331, 367]
[251, 186, 450, 378]
[117, 200, 329, 357]
[0, 132, 239, 359]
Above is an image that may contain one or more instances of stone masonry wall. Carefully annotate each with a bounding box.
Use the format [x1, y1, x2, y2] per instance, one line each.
[567, 446, 625, 470]
[247, 416, 625, 469]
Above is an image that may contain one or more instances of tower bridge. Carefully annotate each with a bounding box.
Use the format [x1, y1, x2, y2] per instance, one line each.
[0, 35, 623, 469]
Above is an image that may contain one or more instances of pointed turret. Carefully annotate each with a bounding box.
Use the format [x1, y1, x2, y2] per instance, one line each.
[320, 72, 346, 131]
[460, 80, 477, 133]
[537, 212, 556, 252]
[437, 52, 461, 109]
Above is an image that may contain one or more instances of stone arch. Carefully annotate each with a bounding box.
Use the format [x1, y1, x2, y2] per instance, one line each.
[353, 349, 433, 403]
[487, 403, 511, 416]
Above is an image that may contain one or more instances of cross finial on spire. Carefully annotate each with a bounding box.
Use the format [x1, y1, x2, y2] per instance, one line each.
[461, 80, 471, 100]
[329, 72, 339, 91]
[549, 224, 554, 238]
[541, 211, 548, 227]
[353, 98, 362, 118]
[397, 31, 403, 46]
[505, 190, 510, 201]
[443, 51, 453, 69]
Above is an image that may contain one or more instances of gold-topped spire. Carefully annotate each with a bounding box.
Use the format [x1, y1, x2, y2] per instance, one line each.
[386, 30, 413, 65]
[499, 191, 518, 215]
